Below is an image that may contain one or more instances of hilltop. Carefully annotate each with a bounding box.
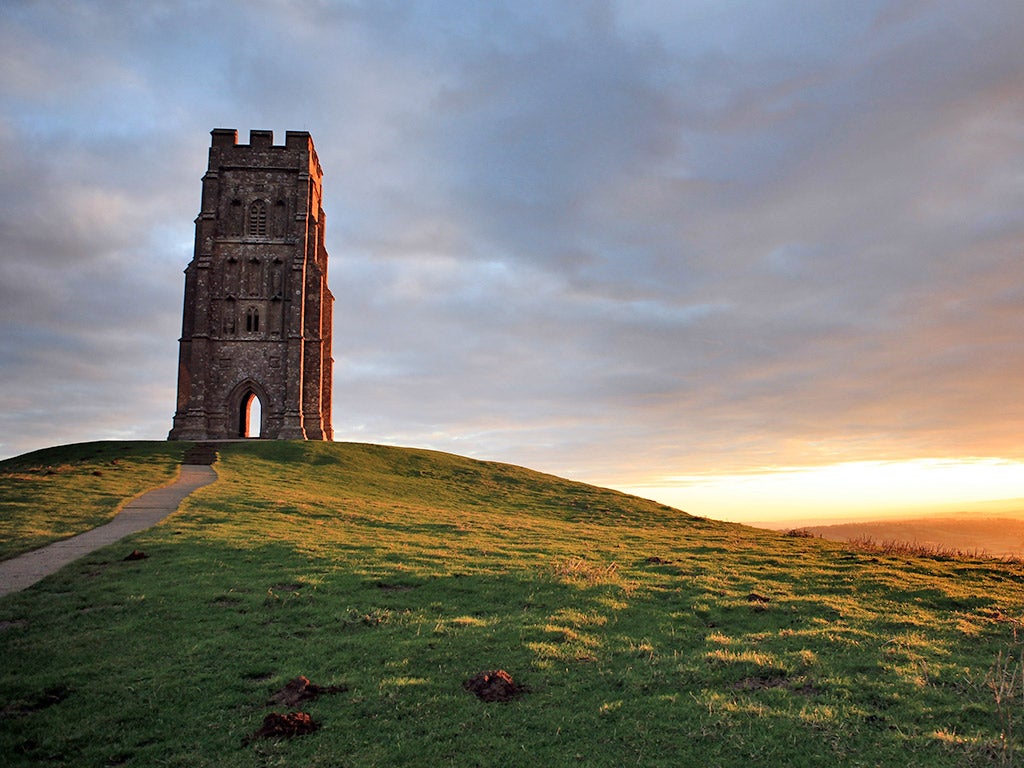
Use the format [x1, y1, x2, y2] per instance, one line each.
[1, 440, 1023, 767]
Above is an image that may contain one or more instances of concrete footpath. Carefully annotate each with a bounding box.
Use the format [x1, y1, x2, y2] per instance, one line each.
[0, 464, 218, 598]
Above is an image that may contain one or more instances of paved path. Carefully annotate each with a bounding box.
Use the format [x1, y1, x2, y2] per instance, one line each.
[0, 464, 218, 598]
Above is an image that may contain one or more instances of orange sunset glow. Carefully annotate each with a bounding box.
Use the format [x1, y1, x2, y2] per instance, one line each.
[617, 458, 1024, 524]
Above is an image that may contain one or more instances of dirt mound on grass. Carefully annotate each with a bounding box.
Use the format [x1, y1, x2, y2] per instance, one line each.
[243, 676, 346, 745]
[268, 676, 347, 707]
[463, 670, 526, 702]
[247, 711, 320, 741]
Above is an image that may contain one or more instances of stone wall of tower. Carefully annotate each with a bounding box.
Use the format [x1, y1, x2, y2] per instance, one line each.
[169, 129, 334, 441]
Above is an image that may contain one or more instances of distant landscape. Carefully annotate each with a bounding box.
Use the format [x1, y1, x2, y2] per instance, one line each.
[759, 506, 1024, 559]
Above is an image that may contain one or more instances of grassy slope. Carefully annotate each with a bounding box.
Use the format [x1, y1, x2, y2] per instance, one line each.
[1, 440, 1023, 767]
[0, 441, 186, 560]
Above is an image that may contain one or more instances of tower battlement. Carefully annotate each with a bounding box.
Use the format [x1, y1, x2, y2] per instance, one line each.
[210, 128, 312, 150]
[208, 129, 322, 178]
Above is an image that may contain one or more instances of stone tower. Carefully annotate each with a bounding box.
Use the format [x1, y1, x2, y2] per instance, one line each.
[168, 129, 333, 441]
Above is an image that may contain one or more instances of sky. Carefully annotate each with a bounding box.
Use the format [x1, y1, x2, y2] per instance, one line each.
[2, 0, 1023, 523]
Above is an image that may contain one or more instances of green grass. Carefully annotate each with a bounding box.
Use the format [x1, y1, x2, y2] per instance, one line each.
[1, 440, 1023, 766]
[0, 441, 186, 560]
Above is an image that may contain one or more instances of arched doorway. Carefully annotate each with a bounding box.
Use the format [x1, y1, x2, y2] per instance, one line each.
[226, 379, 271, 439]
[239, 390, 263, 438]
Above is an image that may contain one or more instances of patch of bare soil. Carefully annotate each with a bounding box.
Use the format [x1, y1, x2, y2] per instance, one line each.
[246, 712, 320, 742]
[463, 670, 527, 702]
[732, 675, 788, 691]
[268, 582, 304, 593]
[210, 595, 243, 608]
[268, 676, 347, 707]
[375, 581, 416, 591]
[746, 592, 771, 611]
[2, 685, 71, 718]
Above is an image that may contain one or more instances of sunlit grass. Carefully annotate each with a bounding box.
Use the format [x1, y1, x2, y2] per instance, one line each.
[0, 441, 185, 559]
[1, 440, 1023, 767]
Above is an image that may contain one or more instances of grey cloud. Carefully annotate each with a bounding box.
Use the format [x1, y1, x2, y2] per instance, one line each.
[2, 1, 1023, 501]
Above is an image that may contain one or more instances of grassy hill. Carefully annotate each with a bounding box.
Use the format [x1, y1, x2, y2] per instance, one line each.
[1, 440, 1023, 767]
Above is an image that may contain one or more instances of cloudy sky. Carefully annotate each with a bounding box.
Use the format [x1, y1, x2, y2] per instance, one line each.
[2, 0, 1023, 521]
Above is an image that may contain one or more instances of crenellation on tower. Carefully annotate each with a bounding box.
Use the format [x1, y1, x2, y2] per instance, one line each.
[210, 128, 238, 148]
[169, 128, 334, 441]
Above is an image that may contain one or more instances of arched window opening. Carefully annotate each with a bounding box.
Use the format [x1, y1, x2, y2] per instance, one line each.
[239, 391, 263, 438]
[247, 200, 267, 236]
[245, 307, 260, 333]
